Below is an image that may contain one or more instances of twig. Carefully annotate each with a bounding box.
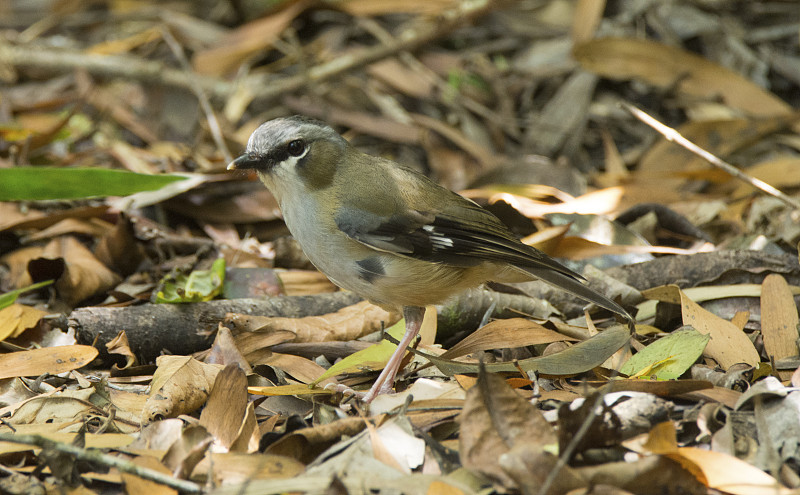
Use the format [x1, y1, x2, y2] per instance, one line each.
[160, 26, 233, 164]
[0, 432, 202, 493]
[0, 41, 232, 98]
[537, 333, 630, 495]
[621, 102, 800, 212]
[246, 0, 495, 102]
[0, 0, 494, 109]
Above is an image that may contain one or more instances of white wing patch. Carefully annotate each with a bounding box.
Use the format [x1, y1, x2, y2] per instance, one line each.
[423, 225, 454, 248]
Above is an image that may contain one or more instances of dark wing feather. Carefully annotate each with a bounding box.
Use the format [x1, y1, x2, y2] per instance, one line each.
[335, 197, 631, 320]
[335, 198, 580, 277]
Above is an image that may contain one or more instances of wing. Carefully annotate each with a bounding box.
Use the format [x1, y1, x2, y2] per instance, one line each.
[334, 194, 631, 320]
[334, 194, 582, 278]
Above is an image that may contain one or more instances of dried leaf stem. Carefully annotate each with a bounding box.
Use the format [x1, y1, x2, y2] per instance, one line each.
[622, 102, 800, 212]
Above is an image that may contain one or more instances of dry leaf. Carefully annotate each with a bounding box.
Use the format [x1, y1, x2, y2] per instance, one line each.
[0, 345, 98, 379]
[142, 356, 223, 424]
[255, 353, 333, 386]
[198, 364, 248, 451]
[638, 117, 797, 176]
[336, 0, 457, 16]
[732, 157, 800, 197]
[192, 452, 305, 486]
[644, 285, 759, 369]
[276, 270, 338, 296]
[574, 38, 792, 117]
[0, 304, 47, 341]
[161, 424, 213, 479]
[120, 455, 177, 495]
[106, 331, 137, 369]
[669, 447, 794, 495]
[441, 318, 577, 360]
[9, 389, 101, 425]
[27, 236, 121, 307]
[228, 300, 400, 344]
[760, 274, 799, 380]
[23, 218, 111, 243]
[205, 324, 252, 372]
[571, 0, 605, 43]
[192, 0, 312, 76]
[459, 367, 556, 489]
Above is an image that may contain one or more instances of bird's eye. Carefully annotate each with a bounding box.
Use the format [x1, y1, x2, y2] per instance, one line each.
[287, 139, 305, 157]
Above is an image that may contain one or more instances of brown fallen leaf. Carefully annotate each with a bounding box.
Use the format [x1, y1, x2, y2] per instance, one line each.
[574, 37, 792, 118]
[668, 447, 795, 495]
[106, 331, 137, 369]
[161, 424, 213, 479]
[191, 452, 305, 486]
[637, 116, 799, 188]
[440, 317, 577, 360]
[142, 356, 223, 425]
[760, 274, 799, 381]
[192, 0, 312, 76]
[27, 236, 121, 307]
[459, 366, 557, 489]
[226, 300, 400, 344]
[367, 59, 435, 99]
[0, 205, 110, 235]
[23, 217, 111, 243]
[276, 270, 338, 296]
[0, 345, 99, 380]
[198, 365, 248, 451]
[95, 213, 145, 276]
[0, 304, 47, 341]
[254, 352, 336, 387]
[205, 325, 252, 373]
[120, 454, 177, 495]
[732, 157, 800, 197]
[8, 390, 102, 426]
[335, 0, 457, 16]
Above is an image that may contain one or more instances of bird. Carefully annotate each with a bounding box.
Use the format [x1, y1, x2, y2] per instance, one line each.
[229, 115, 632, 402]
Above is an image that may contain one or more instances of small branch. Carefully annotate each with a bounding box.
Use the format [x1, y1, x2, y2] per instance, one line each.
[160, 26, 233, 164]
[621, 102, 800, 212]
[0, 432, 202, 494]
[0, 0, 494, 109]
[0, 41, 232, 98]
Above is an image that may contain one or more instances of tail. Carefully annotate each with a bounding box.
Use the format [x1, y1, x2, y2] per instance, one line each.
[520, 266, 634, 325]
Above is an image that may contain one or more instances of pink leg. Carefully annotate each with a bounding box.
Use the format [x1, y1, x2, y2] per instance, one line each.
[361, 306, 425, 403]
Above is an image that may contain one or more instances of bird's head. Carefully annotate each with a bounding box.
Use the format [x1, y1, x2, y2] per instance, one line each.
[228, 115, 347, 191]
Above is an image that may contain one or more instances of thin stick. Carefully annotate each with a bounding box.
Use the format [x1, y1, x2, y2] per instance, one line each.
[0, 0, 494, 107]
[160, 26, 233, 164]
[0, 432, 202, 494]
[621, 102, 800, 212]
[537, 325, 630, 495]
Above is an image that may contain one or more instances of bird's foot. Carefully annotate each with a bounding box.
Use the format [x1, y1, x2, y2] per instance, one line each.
[361, 380, 396, 403]
[323, 379, 397, 403]
[323, 383, 365, 399]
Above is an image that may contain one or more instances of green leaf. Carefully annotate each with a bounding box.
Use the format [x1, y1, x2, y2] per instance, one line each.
[0, 280, 54, 310]
[0, 167, 189, 201]
[402, 324, 631, 377]
[620, 327, 709, 380]
[155, 258, 226, 303]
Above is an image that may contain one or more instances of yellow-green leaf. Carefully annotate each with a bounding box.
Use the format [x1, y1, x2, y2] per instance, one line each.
[621, 327, 709, 380]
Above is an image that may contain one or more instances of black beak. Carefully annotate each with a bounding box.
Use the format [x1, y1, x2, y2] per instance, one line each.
[227, 153, 263, 171]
